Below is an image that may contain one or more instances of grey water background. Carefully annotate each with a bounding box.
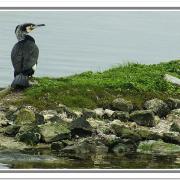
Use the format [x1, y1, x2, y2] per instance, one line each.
[0, 11, 180, 87]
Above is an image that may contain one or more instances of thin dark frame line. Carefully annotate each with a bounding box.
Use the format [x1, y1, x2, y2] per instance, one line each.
[1, 7, 180, 10]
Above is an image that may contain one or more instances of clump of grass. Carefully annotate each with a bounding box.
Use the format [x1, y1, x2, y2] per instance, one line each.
[18, 60, 180, 110]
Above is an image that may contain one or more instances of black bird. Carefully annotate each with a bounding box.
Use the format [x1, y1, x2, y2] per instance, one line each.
[11, 23, 45, 88]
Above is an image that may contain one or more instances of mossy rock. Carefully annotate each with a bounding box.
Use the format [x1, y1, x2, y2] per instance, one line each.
[39, 123, 71, 143]
[170, 120, 180, 133]
[137, 140, 180, 155]
[4, 125, 21, 136]
[130, 110, 160, 127]
[15, 108, 36, 125]
[16, 131, 41, 146]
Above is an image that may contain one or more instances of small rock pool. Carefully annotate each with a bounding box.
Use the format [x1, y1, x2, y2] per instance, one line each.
[0, 148, 179, 169]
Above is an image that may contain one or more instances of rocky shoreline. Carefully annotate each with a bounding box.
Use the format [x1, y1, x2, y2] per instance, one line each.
[0, 96, 179, 159]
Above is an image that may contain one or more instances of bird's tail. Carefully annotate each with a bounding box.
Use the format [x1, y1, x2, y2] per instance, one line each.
[11, 73, 29, 89]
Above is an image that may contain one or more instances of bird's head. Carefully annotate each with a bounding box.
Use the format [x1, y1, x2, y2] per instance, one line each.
[15, 23, 45, 41]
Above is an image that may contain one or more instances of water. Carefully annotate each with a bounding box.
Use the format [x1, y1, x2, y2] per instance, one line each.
[0, 149, 179, 169]
[0, 11, 180, 87]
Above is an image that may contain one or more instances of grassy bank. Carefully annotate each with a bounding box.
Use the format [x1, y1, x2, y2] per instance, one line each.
[12, 60, 180, 110]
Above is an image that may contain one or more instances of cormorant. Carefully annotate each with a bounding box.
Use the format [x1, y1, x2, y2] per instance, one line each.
[11, 23, 45, 88]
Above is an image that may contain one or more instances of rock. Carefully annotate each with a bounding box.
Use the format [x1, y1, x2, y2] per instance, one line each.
[51, 141, 65, 151]
[111, 120, 160, 141]
[0, 134, 29, 150]
[4, 125, 20, 136]
[61, 137, 96, 156]
[39, 123, 71, 143]
[110, 120, 141, 141]
[35, 113, 45, 125]
[144, 98, 170, 117]
[97, 134, 121, 148]
[112, 143, 134, 154]
[70, 117, 93, 137]
[57, 105, 78, 119]
[0, 112, 10, 127]
[87, 118, 112, 134]
[170, 120, 180, 133]
[163, 132, 180, 145]
[130, 110, 159, 127]
[137, 140, 180, 155]
[102, 109, 114, 119]
[93, 108, 104, 118]
[164, 74, 180, 86]
[166, 98, 180, 110]
[15, 108, 36, 125]
[39, 110, 58, 121]
[166, 109, 180, 123]
[16, 131, 41, 145]
[82, 108, 97, 119]
[111, 98, 133, 112]
[111, 111, 130, 122]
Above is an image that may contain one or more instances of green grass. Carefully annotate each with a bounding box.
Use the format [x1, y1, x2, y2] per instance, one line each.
[19, 60, 180, 110]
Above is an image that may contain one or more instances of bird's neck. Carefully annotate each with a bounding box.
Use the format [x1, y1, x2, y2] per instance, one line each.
[17, 34, 35, 43]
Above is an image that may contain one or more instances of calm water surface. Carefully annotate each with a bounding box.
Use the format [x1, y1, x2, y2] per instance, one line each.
[0, 11, 180, 86]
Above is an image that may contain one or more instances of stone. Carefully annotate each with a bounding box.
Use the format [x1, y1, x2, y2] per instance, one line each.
[4, 125, 20, 136]
[102, 109, 114, 119]
[15, 108, 36, 125]
[170, 120, 180, 133]
[111, 98, 133, 112]
[16, 132, 41, 145]
[166, 109, 180, 123]
[130, 110, 159, 127]
[166, 98, 180, 110]
[137, 140, 180, 155]
[111, 111, 130, 122]
[35, 113, 45, 125]
[93, 108, 104, 118]
[70, 117, 93, 137]
[0, 112, 10, 127]
[87, 118, 112, 134]
[144, 98, 170, 117]
[51, 141, 65, 151]
[39, 110, 58, 121]
[163, 132, 180, 145]
[39, 123, 71, 143]
[110, 120, 141, 141]
[82, 108, 97, 119]
[0, 134, 29, 150]
[112, 143, 133, 154]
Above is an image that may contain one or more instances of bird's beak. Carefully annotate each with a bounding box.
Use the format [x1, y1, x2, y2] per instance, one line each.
[34, 24, 45, 28]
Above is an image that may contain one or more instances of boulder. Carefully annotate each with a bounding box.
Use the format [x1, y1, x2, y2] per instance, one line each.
[93, 108, 104, 118]
[39, 123, 71, 143]
[39, 110, 57, 119]
[110, 120, 141, 141]
[166, 98, 180, 110]
[87, 118, 112, 135]
[82, 108, 97, 119]
[111, 98, 133, 112]
[15, 108, 36, 125]
[70, 117, 93, 137]
[137, 140, 180, 155]
[16, 131, 41, 145]
[0, 112, 10, 127]
[102, 109, 114, 119]
[35, 113, 45, 125]
[166, 109, 180, 123]
[110, 120, 160, 141]
[170, 120, 180, 133]
[130, 110, 159, 127]
[4, 125, 20, 136]
[163, 132, 180, 145]
[144, 98, 170, 117]
[111, 111, 130, 122]
[51, 141, 65, 152]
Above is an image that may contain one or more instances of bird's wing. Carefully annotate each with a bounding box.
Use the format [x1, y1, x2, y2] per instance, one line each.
[11, 42, 24, 73]
[22, 41, 39, 71]
[11, 40, 39, 73]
